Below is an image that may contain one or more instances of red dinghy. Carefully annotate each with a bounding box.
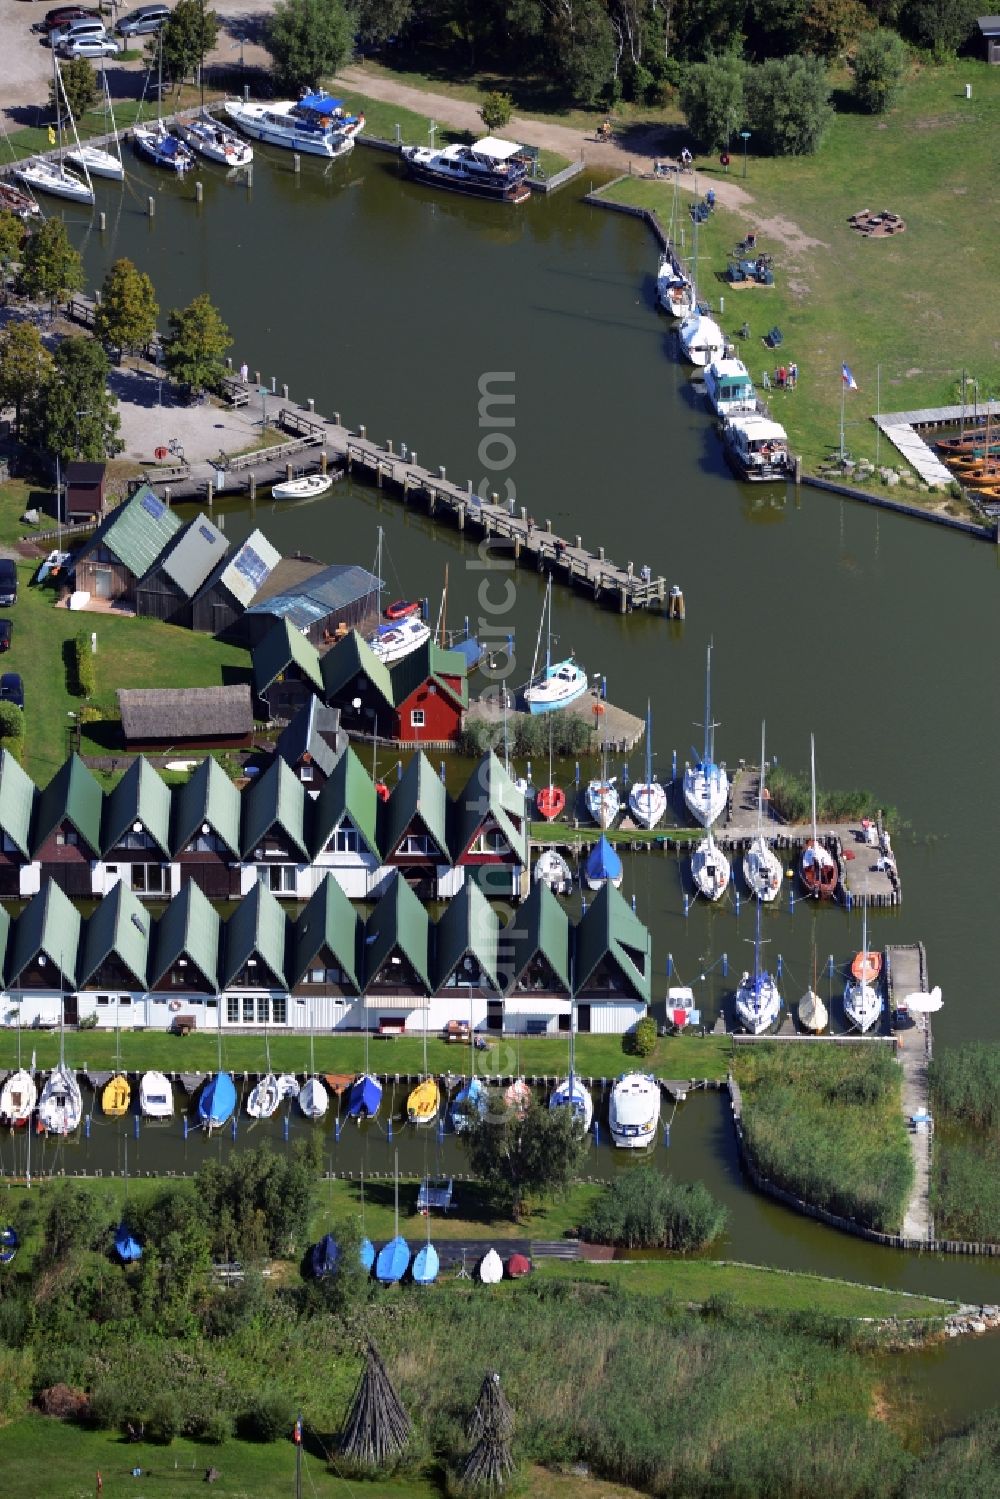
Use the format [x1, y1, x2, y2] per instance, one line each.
[851, 950, 882, 984]
[385, 599, 420, 620]
[506, 1252, 532, 1279]
[536, 784, 565, 821]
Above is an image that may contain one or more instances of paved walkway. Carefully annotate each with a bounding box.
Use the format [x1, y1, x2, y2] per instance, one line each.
[886, 945, 932, 1242]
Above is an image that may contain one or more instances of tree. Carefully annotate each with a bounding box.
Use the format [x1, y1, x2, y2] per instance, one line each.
[902, 0, 978, 55]
[26, 337, 123, 464]
[746, 55, 834, 154]
[480, 90, 514, 133]
[0, 321, 51, 439]
[266, 0, 355, 94]
[161, 292, 232, 396]
[800, 0, 870, 58]
[542, 0, 616, 105]
[679, 52, 745, 151]
[0, 701, 23, 745]
[18, 218, 84, 314]
[49, 57, 98, 124]
[94, 258, 159, 360]
[852, 27, 907, 112]
[352, 0, 413, 47]
[0, 210, 27, 280]
[465, 1093, 591, 1219]
[154, 0, 220, 85]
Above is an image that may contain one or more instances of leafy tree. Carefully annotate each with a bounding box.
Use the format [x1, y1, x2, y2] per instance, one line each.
[801, 0, 871, 57]
[746, 0, 809, 57]
[352, 0, 413, 46]
[0, 701, 23, 744]
[543, 0, 616, 105]
[154, 0, 220, 85]
[902, 0, 979, 55]
[746, 54, 834, 154]
[50, 57, 98, 123]
[852, 27, 907, 112]
[26, 337, 123, 464]
[238, 1388, 295, 1443]
[196, 1145, 316, 1260]
[94, 257, 159, 359]
[679, 52, 746, 151]
[0, 321, 51, 439]
[0, 209, 27, 279]
[266, 0, 356, 94]
[480, 89, 514, 132]
[18, 218, 84, 314]
[37, 1183, 106, 1265]
[162, 292, 232, 396]
[465, 1092, 591, 1219]
[583, 1168, 728, 1250]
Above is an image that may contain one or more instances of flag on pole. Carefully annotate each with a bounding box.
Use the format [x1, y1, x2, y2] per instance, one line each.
[293, 1416, 302, 1445]
[48, 126, 57, 146]
[841, 363, 858, 390]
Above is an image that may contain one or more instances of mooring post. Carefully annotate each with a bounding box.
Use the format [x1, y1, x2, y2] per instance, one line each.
[147, 195, 155, 217]
[439, 465, 446, 480]
[320, 450, 328, 475]
[386, 438, 393, 454]
[281, 383, 288, 400]
[411, 451, 417, 467]
[359, 424, 366, 439]
[307, 397, 315, 413]
[286, 462, 293, 482]
[195, 180, 203, 204]
[99, 211, 106, 232]
[248, 473, 256, 503]
[333, 411, 341, 426]
[206, 479, 213, 508]
[293, 152, 301, 174]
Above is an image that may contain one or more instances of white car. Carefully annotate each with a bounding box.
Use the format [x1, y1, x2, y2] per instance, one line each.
[45, 17, 106, 45]
[58, 34, 121, 57]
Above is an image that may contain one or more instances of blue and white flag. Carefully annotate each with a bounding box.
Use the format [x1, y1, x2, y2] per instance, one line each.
[841, 363, 858, 390]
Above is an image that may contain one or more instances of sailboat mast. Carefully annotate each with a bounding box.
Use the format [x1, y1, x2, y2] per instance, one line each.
[527, 578, 547, 688]
[703, 643, 713, 764]
[645, 700, 653, 786]
[545, 574, 553, 673]
[810, 733, 818, 847]
[757, 721, 766, 834]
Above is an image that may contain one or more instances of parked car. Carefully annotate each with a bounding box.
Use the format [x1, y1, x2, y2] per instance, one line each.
[32, 7, 100, 35]
[44, 17, 107, 46]
[0, 562, 17, 608]
[116, 4, 170, 36]
[0, 675, 24, 710]
[57, 33, 121, 57]
[0, 622, 12, 654]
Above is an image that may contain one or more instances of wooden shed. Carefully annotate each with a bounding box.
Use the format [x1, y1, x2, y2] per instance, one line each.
[64, 462, 107, 524]
[978, 16, 1000, 61]
[118, 685, 254, 748]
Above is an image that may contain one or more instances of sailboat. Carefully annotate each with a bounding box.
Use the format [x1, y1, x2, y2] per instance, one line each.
[347, 1003, 381, 1120]
[523, 575, 587, 714]
[743, 723, 782, 902]
[798, 951, 828, 1033]
[478, 1247, 504, 1285]
[310, 1233, 340, 1279]
[247, 1072, 281, 1119]
[691, 831, 730, 901]
[139, 1070, 173, 1118]
[536, 716, 566, 821]
[448, 1074, 486, 1133]
[411, 1198, 439, 1286]
[799, 735, 838, 899]
[683, 644, 729, 827]
[133, 32, 195, 173]
[504, 1077, 532, 1116]
[198, 1011, 236, 1130]
[406, 1007, 440, 1126]
[734, 899, 782, 1034]
[0, 1024, 36, 1126]
[629, 702, 667, 829]
[375, 1151, 410, 1285]
[177, 51, 253, 167]
[585, 745, 619, 829]
[17, 53, 94, 203]
[549, 978, 593, 1133]
[534, 847, 573, 895]
[102, 1010, 130, 1117]
[66, 61, 123, 180]
[656, 180, 696, 318]
[359, 1169, 375, 1273]
[844, 901, 883, 1034]
[299, 1020, 329, 1121]
[584, 834, 623, 891]
[114, 1132, 142, 1263]
[38, 1002, 82, 1135]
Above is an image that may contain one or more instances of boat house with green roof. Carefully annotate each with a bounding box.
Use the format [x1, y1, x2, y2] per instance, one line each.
[73, 487, 183, 607]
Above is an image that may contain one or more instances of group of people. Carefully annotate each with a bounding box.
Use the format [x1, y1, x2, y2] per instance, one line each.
[775, 363, 798, 389]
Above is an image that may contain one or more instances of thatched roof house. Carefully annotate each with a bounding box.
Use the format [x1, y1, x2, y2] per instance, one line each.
[118, 685, 253, 748]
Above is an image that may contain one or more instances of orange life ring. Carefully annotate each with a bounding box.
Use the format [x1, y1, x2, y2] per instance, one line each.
[593, 702, 606, 716]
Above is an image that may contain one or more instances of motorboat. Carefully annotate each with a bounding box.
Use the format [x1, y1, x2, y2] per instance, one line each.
[140, 1070, 173, 1118]
[678, 312, 725, 367]
[246, 1072, 281, 1119]
[177, 112, 254, 167]
[368, 614, 430, 665]
[298, 1075, 329, 1119]
[656, 253, 696, 319]
[583, 834, 623, 891]
[198, 1070, 237, 1130]
[799, 735, 838, 899]
[844, 902, 882, 1033]
[224, 93, 363, 158]
[385, 599, 421, 620]
[703, 356, 757, 417]
[0, 182, 41, 220]
[271, 472, 334, 501]
[133, 120, 195, 173]
[629, 701, 666, 829]
[16, 156, 93, 203]
[449, 1075, 487, 1133]
[609, 1072, 659, 1149]
[585, 772, 619, 829]
[102, 1074, 130, 1117]
[743, 723, 782, 902]
[406, 1076, 440, 1126]
[548, 1075, 593, 1133]
[534, 847, 573, 895]
[38, 1064, 82, 1134]
[691, 833, 730, 901]
[734, 900, 782, 1034]
[683, 643, 729, 827]
[523, 578, 588, 714]
[721, 414, 791, 481]
[665, 985, 701, 1031]
[0, 1068, 36, 1125]
[402, 136, 531, 203]
[347, 1073, 382, 1120]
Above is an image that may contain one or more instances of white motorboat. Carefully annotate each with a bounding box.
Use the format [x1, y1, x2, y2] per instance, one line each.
[656, 252, 696, 319]
[298, 1076, 329, 1119]
[585, 775, 619, 829]
[247, 1072, 281, 1119]
[0, 182, 41, 220]
[16, 156, 92, 204]
[139, 1069, 174, 1118]
[844, 902, 883, 1034]
[549, 1075, 593, 1133]
[721, 413, 791, 482]
[368, 613, 431, 665]
[271, 472, 334, 501]
[177, 112, 253, 167]
[629, 700, 666, 829]
[0, 1068, 36, 1125]
[691, 833, 730, 901]
[38, 1064, 82, 1134]
[703, 356, 757, 417]
[734, 900, 782, 1034]
[609, 1072, 659, 1149]
[523, 578, 588, 713]
[679, 313, 725, 367]
[743, 723, 782, 902]
[665, 985, 701, 1031]
[224, 93, 362, 159]
[683, 642, 729, 827]
[402, 136, 531, 203]
[534, 847, 573, 895]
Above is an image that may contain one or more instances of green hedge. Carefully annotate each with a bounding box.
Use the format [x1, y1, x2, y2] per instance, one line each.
[71, 631, 96, 698]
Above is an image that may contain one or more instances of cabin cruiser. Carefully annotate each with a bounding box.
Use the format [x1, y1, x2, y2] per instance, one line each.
[704, 356, 757, 417]
[401, 136, 531, 203]
[224, 92, 363, 158]
[722, 414, 792, 481]
[609, 1073, 659, 1149]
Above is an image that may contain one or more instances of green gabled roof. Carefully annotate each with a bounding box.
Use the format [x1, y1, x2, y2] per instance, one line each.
[220, 881, 288, 989]
[432, 880, 500, 992]
[32, 754, 104, 856]
[500, 882, 571, 993]
[380, 752, 450, 862]
[450, 751, 528, 865]
[288, 874, 361, 990]
[0, 749, 37, 858]
[392, 640, 469, 711]
[150, 880, 220, 990]
[0, 904, 11, 985]
[78, 881, 151, 989]
[309, 745, 381, 859]
[170, 756, 241, 857]
[573, 883, 652, 1002]
[101, 756, 172, 857]
[87, 486, 182, 576]
[252, 617, 324, 696]
[240, 756, 308, 859]
[363, 873, 431, 991]
[10, 881, 80, 985]
[319, 630, 394, 710]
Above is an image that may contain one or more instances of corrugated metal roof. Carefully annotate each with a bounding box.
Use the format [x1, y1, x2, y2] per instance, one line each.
[157, 512, 229, 597]
[217, 529, 282, 608]
[0, 749, 36, 858]
[170, 755, 241, 856]
[246, 562, 380, 629]
[220, 880, 288, 989]
[99, 486, 182, 577]
[78, 881, 150, 989]
[288, 874, 361, 990]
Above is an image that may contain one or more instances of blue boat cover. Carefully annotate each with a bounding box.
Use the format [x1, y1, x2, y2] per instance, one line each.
[450, 1076, 486, 1124]
[310, 1233, 340, 1279]
[0, 1226, 18, 1264]
[411, 1242, 439, 1285]
[360, 1236, 376, 1273]
[114, 1224, 142, 1263]
[297, 93, 342, 115]
[585, 835, 622, 883]
[347, 1074, 382, 1119]
[375, 1235, 410, 1284]
[198, 1071, 237, 1127]
[159, 136, 182, 159]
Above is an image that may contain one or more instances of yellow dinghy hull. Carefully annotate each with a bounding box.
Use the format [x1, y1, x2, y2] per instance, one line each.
[102, 1074, 131, 1117]
[406, 1077, 440, 1127]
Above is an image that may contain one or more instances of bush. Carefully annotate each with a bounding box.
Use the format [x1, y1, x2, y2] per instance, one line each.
[36, 1383, 89, 1421]
[194, 1408, 234, 1445]
[679, 54, 745, 152]
[146, 1391, 183, 1444]
[239, 1388, 295, 1443]
[852, 29, 908, 113]
[0, 700, 23, 745]
[583, 1169, 728, 1251]
[88, 1378, 142, 1434]
[746, 55, 834, 156]
[628, 1016, 657, 1057]
[70, 631, 96, 697]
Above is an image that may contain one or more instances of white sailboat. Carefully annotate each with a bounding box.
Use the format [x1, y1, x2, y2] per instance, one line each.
[735, 899, 782, 1034]
[586, 742, 619, 829]
[743, 722, 782, 902]
[691, 831, 730, 901]
[684, 643, 729, 827]
[656, 252, 696, 320]
[299, 1018, 328, 1120]
[843, 901, 883, 1034]
[798, 952, 828, 1033]
[523, 576, 587, 714]
[0, 1068, 37, 1126]
[17, 54, 94, 203]
[608, 1072, 659, 1149]
[678, 312, 726, 368]
[133, 31, 194, 174]
[66, 62, 123, 180]
[549, 981, 593, 1133]
[38, 1062, 82, 1134]
[247, 1036, 281, 1119]
[629, 700, 667, 829]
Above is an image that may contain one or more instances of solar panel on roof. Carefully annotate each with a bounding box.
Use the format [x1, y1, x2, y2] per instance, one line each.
[234, 546, 270, 590]
[198, 524, 216, 543]
[140, 492, 165, 519]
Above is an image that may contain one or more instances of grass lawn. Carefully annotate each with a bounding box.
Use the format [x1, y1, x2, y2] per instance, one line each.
[594, 60, 1000, 482]
[5, 88, 202, 160]
[531, 819, 699, 845]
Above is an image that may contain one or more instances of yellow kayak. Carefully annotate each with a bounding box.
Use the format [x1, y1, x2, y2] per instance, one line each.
[406, 1076, 440, 1127]
[102, 1074, 131, 1117]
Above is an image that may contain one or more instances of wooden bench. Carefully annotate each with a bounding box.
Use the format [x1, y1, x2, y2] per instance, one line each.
[172, 1014, 197, 1037]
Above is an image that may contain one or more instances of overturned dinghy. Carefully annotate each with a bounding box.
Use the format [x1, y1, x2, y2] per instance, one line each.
[798, 987, 828, 1033]
[478, 1248, 504, 1285]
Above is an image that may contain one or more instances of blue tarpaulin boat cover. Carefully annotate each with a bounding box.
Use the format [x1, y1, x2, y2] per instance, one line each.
[114, 1224, 142, 1263]
[375, 1236, 410, 1284]
[585, 835, 622, 883]
[347, 1074, 382, 1118]
[298, 93, 343, 115]
[412, 1242, 439, 1285]
[0, 1226, 19, 1264]
[198, 1072, 237, 1127]
[360, 1237, 376, 1272]
[310, 1233, 340, 1279]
